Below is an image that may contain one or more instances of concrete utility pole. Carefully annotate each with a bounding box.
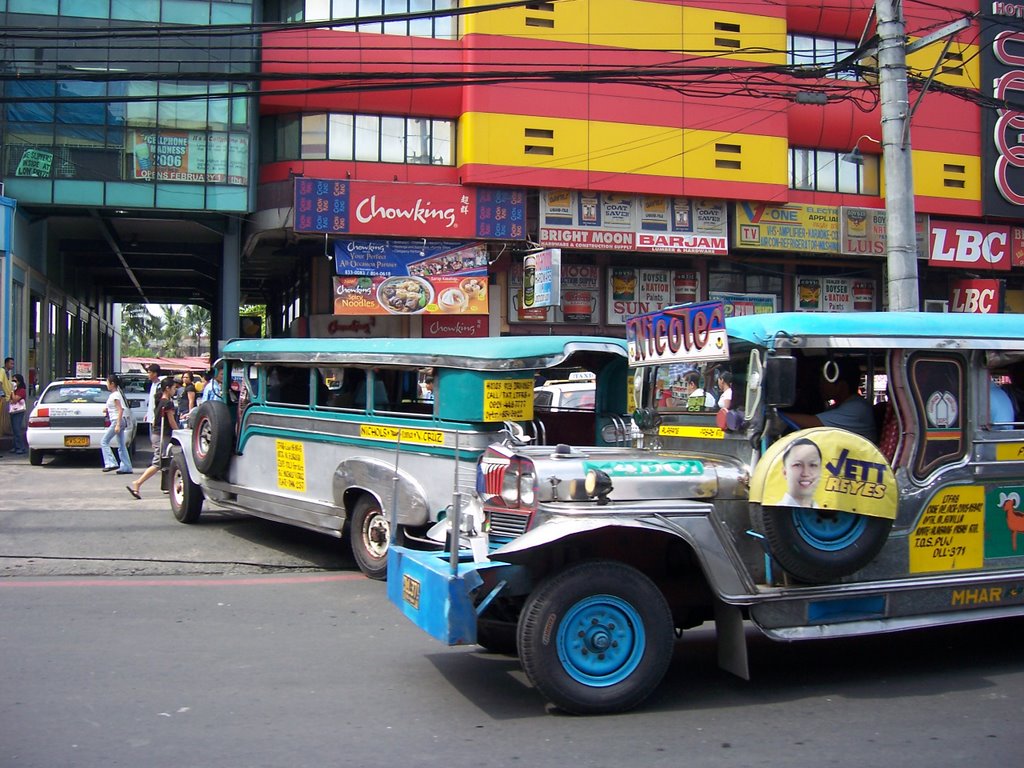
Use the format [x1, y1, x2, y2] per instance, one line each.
[875, 0, 920, 312]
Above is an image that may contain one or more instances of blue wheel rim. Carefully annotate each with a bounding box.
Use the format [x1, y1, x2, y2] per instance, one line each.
[556, 595, 645, 687]
[792, 509, 867, 551]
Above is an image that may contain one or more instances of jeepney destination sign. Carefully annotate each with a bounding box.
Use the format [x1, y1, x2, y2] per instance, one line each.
[626, 301, 729, 367]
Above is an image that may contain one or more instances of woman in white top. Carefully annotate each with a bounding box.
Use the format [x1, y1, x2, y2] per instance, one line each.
[101, 374, 133, 474]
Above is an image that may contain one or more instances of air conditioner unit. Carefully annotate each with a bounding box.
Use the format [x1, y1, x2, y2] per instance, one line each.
[924, 300, 949, 313]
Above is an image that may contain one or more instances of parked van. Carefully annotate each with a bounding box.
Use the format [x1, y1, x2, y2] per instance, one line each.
[163, 336, 631, 579]
[389, 303, 1024, 714]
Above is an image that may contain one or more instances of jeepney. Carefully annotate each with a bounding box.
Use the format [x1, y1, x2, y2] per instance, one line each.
[162, 336, 631, 579]
[388, 303, 1024, 714]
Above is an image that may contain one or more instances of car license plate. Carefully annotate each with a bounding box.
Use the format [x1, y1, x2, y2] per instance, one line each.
[64, 435, 90, 447]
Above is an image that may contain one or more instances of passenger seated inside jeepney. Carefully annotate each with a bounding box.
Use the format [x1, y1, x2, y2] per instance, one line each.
[781, 358, 877, 443]
[653, 364, 718, 413]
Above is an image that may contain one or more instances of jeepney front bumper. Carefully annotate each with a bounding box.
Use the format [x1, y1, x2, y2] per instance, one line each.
[387, 546, 512, 646]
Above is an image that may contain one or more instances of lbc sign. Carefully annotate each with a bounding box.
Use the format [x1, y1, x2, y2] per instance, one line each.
[949, 279, 1003, 314]
[929, 221, 1012, 271]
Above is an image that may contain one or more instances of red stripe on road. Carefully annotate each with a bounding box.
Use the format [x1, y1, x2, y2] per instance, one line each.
[0, 573, 368, 588]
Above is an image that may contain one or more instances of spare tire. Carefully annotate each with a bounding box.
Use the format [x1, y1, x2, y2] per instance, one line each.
[754, 505, 892, 584]
[190, 400, 233, 478]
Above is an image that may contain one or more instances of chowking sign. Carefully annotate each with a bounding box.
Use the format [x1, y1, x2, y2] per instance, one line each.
[626, 301, 729, 367]
[983, 4, 1024, 216]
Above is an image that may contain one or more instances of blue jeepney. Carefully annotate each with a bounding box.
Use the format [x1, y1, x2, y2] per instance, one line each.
[388, 304, 1024, 714]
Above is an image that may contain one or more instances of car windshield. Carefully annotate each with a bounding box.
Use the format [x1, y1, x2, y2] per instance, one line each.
[120, 377, 149, 394]
[42, 385, 108, 404]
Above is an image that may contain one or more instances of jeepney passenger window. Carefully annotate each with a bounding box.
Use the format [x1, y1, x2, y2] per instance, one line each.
[266, 365, 310, 407]
[908, 354, 966, 479]
[654, 363, 719, 412]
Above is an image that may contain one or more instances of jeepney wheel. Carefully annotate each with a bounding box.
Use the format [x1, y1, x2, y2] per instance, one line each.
[755, 505, 893, 584]
[350, 495, 402, 581]
[190, 401, 233, 478]
[517, 560, 674, 715]
[169, 451, 204, 524]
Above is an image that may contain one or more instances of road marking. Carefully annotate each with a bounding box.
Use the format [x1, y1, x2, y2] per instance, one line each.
[0, 573, 368, 588]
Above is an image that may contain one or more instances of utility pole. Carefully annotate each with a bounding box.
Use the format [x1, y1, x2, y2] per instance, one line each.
[875, 0, 919, 312]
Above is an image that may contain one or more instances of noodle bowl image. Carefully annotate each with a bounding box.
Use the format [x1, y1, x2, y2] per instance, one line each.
[377, 276, 434, 314]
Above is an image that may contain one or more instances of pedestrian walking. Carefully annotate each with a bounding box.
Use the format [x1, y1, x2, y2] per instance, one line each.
[127, 377, 179, 500]
[100, 373, 133, 474]
[8, 373, 28, 455]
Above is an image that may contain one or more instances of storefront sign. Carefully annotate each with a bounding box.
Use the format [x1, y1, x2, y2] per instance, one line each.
[509, 263, 602, 323]
[539, 190, 728, 254]
[949, 279, 1003, 313]
[333, 274, 488, 316]
[710, 291, 777, 316]
[981, 9, 1024, 215]
[422, 315, 489, 338]
[929, 221, 1011, 271]
[132, 130, 248, 184]
[521, 248, 561, 309]
[734, 202, 840, 253]
[334, 240, 488, 277]
[296, 180, 526, 239]
[626, 300, 729, 367]
[839, 207, 887, 256]
[1012, 226, 1024, 267]
[795, 276, 876, 312]
[607, 268, 701, 326]
[307, 314, 404, 337]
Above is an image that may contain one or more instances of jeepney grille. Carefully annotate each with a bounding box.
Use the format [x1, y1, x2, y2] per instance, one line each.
[479, 458, 508, 498]
[488, 509, 531, 540]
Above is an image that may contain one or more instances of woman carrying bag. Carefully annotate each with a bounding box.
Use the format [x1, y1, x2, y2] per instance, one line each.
[8, 374, 28, 455]
[127, 377, 178, 499]
[101, 373, 133, 474]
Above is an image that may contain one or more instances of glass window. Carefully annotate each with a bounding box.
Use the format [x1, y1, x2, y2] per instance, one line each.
[301, 113, 328, 159]
[111, 0, 159, 20]
[383, 0, 406, 36]
[307, 0, 330, 20]
[277, 114, 300, 160]
[162, 0, 210, 24]
[328, 114, 354, 160]
[354, 114, 379, 161]
[909, 354, 966, 479]
[432, 119, 453, 164]
[787, 34, 859, 80]
[380, 116, 405, 163]
[60, 0, 109, 18]
[789, 147, 879, 195]
[357, 0, 383, 33]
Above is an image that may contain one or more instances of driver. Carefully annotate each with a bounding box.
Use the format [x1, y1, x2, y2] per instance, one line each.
[782, 358, 877, 442]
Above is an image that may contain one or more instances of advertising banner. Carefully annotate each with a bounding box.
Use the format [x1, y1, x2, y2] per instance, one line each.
[606, 267, 701, 325]
[795, 276, 876, 312]
[539, 190, 728, 254]
[509, 262, 602, 324]
[929, 220, 1011, 271]
[333, 274, 488, 316]
[334, 240, 488, 277]
[295, 180, 526, 240]
[1014, 226, 1024, 267]
[734, 202, 840, 253]
[839, 208, 932, 258]
[132, 130, 248, 184]
[710, 291, 777, 316]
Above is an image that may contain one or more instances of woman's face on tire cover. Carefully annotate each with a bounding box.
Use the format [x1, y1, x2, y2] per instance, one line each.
[783, 442, 822, 505]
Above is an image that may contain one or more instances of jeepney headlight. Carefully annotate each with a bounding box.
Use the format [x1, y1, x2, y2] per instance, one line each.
[584, 469, 613, 505]
[501, 460, 536, 507]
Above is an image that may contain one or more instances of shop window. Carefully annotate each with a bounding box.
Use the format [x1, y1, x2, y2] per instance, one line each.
[908, 353, 966, 480]
[790, 147, 880, 195]
[294, 0, 455, 38]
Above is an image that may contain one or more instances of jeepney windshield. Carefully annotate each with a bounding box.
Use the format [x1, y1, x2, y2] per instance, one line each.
[653, 362, 722, 413]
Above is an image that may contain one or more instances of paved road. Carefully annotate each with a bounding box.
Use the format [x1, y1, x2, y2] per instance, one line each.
[2, 446, 1023, 767]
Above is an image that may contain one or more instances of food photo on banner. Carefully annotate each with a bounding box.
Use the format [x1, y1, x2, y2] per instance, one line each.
[332, 239, 490, 316]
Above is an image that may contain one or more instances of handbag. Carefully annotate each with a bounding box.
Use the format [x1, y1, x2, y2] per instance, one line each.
[9, 399, 25, 413]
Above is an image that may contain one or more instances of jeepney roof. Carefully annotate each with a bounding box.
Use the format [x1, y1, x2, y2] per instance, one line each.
[220, 335, 628, 371]
[726, 312, 1024, 351]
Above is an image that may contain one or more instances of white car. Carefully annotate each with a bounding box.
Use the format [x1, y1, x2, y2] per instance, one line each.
[119, 373, 152, 431]
[534, 379, 596, 411]
[26, 379, 138, 466]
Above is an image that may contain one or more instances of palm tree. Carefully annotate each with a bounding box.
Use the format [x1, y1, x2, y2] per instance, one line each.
[180, 305, 211, 354]
[158, 304, 186, 356]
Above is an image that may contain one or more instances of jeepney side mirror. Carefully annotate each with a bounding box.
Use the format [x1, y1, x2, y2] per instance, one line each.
[763, 355, 797, 408]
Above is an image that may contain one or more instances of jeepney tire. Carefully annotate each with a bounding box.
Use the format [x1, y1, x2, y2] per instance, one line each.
[29, 449, 44, 466]
[754, 505, 893, 584]
[517, 560, 674, 715]
[169, 451, 203, 524]
[190, 400, 232, 478]
[350, 495, 403, 581]
[475, 618, 518, 655]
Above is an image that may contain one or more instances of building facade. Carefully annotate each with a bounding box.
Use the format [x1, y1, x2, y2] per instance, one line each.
[1, 0, 1022, 388]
